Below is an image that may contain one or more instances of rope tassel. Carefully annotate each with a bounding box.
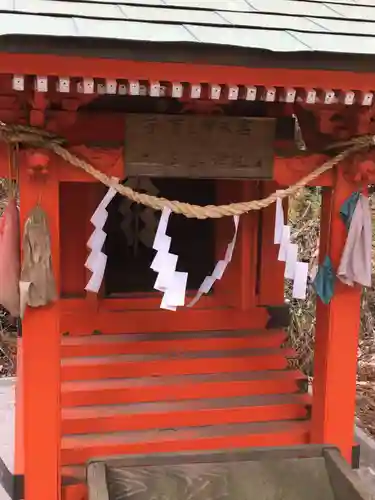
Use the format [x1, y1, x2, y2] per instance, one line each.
[20, 205, 57, 317]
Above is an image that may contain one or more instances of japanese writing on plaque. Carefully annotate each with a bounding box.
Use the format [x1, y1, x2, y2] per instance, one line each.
[125, 114, 275, 179]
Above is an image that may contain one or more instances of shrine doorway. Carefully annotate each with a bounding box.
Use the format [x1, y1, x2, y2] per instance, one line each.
[104, 177, 216, 297]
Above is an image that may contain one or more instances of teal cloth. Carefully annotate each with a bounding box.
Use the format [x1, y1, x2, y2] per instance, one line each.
[340, 191, 360, 230]
[313, 255, 335, 305]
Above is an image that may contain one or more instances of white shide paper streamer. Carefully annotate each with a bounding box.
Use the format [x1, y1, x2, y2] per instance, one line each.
[85, 184, 118, 293]
[274, 198, 308, 300]
[188, 215, 240, 308]
[151, 208, 188, 311]
[292, 262, 309, 300]
[274, 198, 284, 244]
[278, 225, 291, 262]
[284, 243, 298, 280]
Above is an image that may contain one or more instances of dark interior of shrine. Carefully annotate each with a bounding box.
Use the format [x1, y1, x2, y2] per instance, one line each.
[104, 177, 216, 296]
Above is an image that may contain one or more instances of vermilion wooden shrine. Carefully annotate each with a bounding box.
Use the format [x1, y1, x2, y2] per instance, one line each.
[0, 1, 374, 500]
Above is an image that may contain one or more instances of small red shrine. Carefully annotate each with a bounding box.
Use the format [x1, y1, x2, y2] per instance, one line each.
[0, 1, 374, 499]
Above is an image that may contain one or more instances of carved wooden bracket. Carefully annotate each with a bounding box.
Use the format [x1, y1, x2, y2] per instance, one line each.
[343, 151, 375, 186]
[356, 107, 375, 136]
[274, 154, 333, 187]
[23, 149, 51, 178]
[58, 145, 124, 182]
[180, 100, 223, 114]
[47, 96, 97, 133]
[293, 103, 371, 150]
[28, 92, 49, 128]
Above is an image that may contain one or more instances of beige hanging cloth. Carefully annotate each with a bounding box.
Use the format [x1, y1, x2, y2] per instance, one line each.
[337, 194, 372, 288]
[20, 205, 57, 317]
[0, 198, 20, 317]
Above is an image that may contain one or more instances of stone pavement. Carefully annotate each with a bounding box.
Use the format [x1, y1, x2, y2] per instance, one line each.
[355, 422, 375, 493]
[0, 378, 15, 500]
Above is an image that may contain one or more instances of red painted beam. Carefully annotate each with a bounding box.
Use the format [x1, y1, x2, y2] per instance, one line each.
[2, 53, 375, 91]
[0, 145, 335, 186]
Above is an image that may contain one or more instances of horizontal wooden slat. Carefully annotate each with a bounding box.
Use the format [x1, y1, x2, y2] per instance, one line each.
[62, 393, 310, 434]
[63, 394, 311, 417]
[61, 349, 295, 381]
[59, 329, 311, 471]
[61, 370, 306, 407]
[61, 330, 287, 358]
[62, 347, 295, 364]
[60, 307, 269, 335]
[61, 421, 310, 466]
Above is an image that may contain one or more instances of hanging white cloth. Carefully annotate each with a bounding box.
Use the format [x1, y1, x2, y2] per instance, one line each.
[337, 194, 372, 288]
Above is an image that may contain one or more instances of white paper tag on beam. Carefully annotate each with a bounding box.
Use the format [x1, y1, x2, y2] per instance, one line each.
[292, 262, 309, 300]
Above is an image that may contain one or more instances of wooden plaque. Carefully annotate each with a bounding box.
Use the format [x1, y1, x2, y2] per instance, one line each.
[125, 114, 275, 179]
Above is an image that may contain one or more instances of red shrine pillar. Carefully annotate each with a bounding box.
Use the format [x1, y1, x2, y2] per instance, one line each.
[19, 159, 61, 500]
[311, 163, 361, 462]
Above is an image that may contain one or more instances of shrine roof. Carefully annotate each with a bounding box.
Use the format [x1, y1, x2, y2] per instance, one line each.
[2, 0, 375, 56]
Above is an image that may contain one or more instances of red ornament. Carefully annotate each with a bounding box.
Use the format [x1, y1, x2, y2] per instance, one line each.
[24, 150, 50, 177]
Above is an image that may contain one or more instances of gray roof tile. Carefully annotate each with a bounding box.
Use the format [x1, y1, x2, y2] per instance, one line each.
[2, 0, 375, 56]
[290, 30, 375, 53]
[325, 3, 375, 21]
[120, 5, 230, 25]
[14, 0, 126, 19]
[74, 17, 196, 42]
[0, 13, 77, 37]
[248, 0, 345, 18]
[67, 0, 166, 3]
[0, 0, 14, 8]
[185, 24, 308, 50]
[163, 0, 253, 11]
[351, 0, 375, 5]
[219, 11, 327, 31]
[306, 16, 375, 35]
[323, 0, 356, 3]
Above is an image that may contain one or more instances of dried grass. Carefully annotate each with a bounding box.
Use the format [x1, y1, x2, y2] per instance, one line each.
[0, 179, 17, 377]
[286, 188, 321, 375]
[0, 319, 16, 377]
